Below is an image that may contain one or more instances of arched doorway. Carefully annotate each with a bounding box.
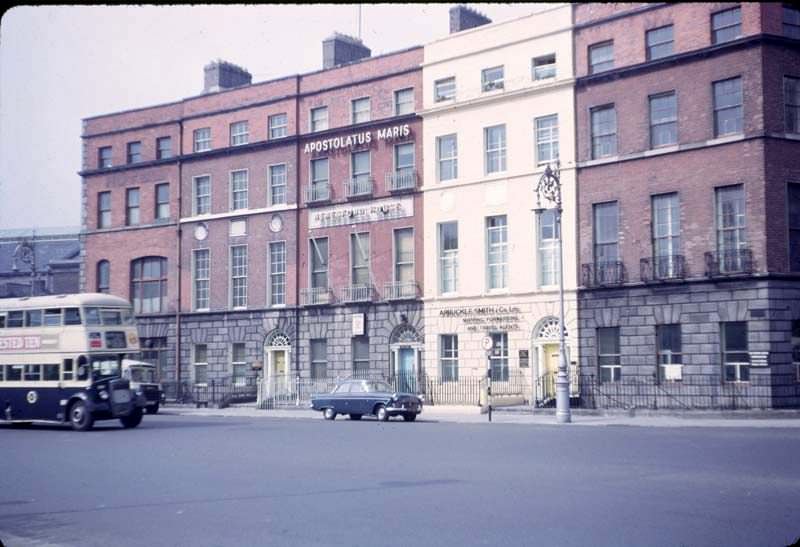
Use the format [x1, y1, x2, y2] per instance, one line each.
[264, 331, 291, 396]
[533, 317, 562, 403]
[389, 324, 422, 394]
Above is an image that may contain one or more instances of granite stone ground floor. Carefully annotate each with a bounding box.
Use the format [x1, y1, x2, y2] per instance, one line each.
[577, 277, 800, 409]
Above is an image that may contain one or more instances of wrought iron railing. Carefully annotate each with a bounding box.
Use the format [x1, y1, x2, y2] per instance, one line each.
[345, 177, 373, 198]
[340, 284, 374, 303]
[383, 281, 419, 300]
[581, 261, 626, 287]
[162, 376, 258, 408]
[300, 287, 332, 306]
[640, 255, 687, 282]
[704, 248, 754, 277]
[577, 373, 800, 410]
[385, 170, 417, 192]
[306, 183, 331, 203]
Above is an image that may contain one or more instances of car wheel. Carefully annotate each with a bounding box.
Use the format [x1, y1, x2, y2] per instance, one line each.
[375, 404, 388, 422]
[120, 407, 143, 429]
[146, 403, 159, 415]
[402, 413, 417, 422]
[349, 414, 362, 421]
[323, 408, 337, 420]
[69, 401, 94, 431]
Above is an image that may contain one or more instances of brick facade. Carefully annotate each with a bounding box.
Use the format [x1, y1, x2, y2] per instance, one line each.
[574, 2, 800, 407]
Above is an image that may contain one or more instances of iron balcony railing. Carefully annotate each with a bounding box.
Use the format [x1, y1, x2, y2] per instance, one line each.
[340, 284, 374, 303]
[383, 280, 419, 300]
[306, 183, 331, 204]
[345, 177, 374, 199]
[640, 255, 687, 283]
[385, 170, 418, 192]
[300, 287, 332, 306]
[581, 261, 626, 287]
[704, 248, 754, 277]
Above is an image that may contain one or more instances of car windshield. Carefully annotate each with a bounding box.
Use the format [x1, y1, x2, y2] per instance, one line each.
[129, 366, 157, 383]
[91, 356, 121, 379]
[364, 381, 392, 393]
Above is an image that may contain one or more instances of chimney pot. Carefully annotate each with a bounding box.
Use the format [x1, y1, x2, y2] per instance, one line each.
[449, 4, 492, 34]
[323, 32, 371, 69]
[203, 60, 252, 93]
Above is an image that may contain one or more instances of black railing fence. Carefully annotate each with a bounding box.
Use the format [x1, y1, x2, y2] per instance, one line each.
[578, 373, 800, 410]
[162, 370, 800, 410]
[161, 377, 258, 408]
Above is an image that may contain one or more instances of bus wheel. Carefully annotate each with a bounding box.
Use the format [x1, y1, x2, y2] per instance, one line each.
[69, 401, 94, 431]
[120, 408, 143, 429]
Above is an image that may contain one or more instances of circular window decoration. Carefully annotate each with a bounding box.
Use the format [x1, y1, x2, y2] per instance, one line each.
[536, 318, 563, 341]
[268, 333, 290, 347]
[269, 215, 283, 233]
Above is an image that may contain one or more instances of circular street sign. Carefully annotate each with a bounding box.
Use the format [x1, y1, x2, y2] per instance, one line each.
[481, 336, 493, 351]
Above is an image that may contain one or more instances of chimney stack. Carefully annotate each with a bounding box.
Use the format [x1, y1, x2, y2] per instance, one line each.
[203, 60, 252, 94]
[323, 33, 371, 69]
[449, 5, 492, 34]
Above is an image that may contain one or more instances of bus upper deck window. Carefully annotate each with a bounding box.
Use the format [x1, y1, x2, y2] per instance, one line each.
[64, 308, 81, 325]
[121, 309, 135, 325]
[25, 310, 42, 327]
[101, 309, 122, 325]
[84, 307, 101, 326]
[0, 365, 4, 382]
[63, 359, 74, 381]
[44, 309, 62, 327]
[0, 315, 5, 328]
[7, 366, 22, 381]
[7, 311, 23, 328]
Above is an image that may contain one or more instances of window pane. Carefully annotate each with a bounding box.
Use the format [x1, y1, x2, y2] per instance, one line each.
[589, 42, 614, 73]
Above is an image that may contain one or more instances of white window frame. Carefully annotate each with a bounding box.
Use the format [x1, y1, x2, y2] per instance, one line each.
[310, 237, 329, 290]
[194, 127, 211, 153]
[440, 334, 459, 382]
[393, 227, 415, 283]
[351, 97, 371, 124]
[125, 187, 140, 226]
[535, 114, 559, 166]
[350, 232, 371, 286]
[434, 77, 456, 102]
[310, 106, 329, 132]
[532, 54, 556, 80]
[193, 174, 211, 215]
[437, 134, 458, 182]
[269, 163, 287, 206]
[230, 121, 249, 146]
[268, 113, 288, 140]
[394, 88, 414, 116]
[484, 124, 507, 175]
[537, 209, 559, 287]
[192, 249, 210, 311]
[438, 221, 458, 295]
[481, 66, 505, 92]
[269, 241, 286, 307]
[155, 182, 170, 220]
[230, 169, 249, 211]
[193, 344, 208, 386]
[231, 342, 248, 385]
[230, 245, 248, 309]
[486, 215, 508, 290]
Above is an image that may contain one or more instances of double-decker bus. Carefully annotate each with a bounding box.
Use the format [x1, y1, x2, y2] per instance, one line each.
[0, 293, 146, 430]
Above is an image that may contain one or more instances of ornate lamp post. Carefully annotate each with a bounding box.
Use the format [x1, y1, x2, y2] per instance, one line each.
[534, 161, 571, 424]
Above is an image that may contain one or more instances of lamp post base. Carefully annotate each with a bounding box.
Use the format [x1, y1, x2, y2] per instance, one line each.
[555, 373, 571, 424]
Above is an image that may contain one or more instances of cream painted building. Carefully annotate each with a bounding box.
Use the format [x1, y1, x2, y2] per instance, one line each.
[421, 5, 577, 404]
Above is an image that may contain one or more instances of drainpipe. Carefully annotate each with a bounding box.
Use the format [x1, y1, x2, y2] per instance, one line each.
[175, 119, 184, 392]
[294, 75, 301, 375]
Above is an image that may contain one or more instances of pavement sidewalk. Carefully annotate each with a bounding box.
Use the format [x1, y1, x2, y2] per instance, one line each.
[158, 403, 800, 428]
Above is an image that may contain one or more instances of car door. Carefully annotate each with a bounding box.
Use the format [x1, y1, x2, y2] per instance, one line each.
[332, 383, 351, 414]
[345, 381, 366, 414]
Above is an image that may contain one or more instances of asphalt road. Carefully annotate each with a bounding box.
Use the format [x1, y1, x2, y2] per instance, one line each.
[1, 414, 799, 547]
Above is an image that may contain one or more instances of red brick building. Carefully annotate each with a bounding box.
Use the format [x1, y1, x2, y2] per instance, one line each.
[574, 3, 800, 407]
[80, 35, 424, 393]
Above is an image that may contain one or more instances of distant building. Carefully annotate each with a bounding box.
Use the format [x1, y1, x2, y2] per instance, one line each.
[0, 228, 80, 298]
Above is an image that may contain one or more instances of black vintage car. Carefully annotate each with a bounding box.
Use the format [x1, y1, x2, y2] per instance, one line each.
[311, 379, 423, 421]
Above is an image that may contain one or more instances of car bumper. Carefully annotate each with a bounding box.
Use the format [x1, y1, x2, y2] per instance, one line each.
[386, 404, 422, 415]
